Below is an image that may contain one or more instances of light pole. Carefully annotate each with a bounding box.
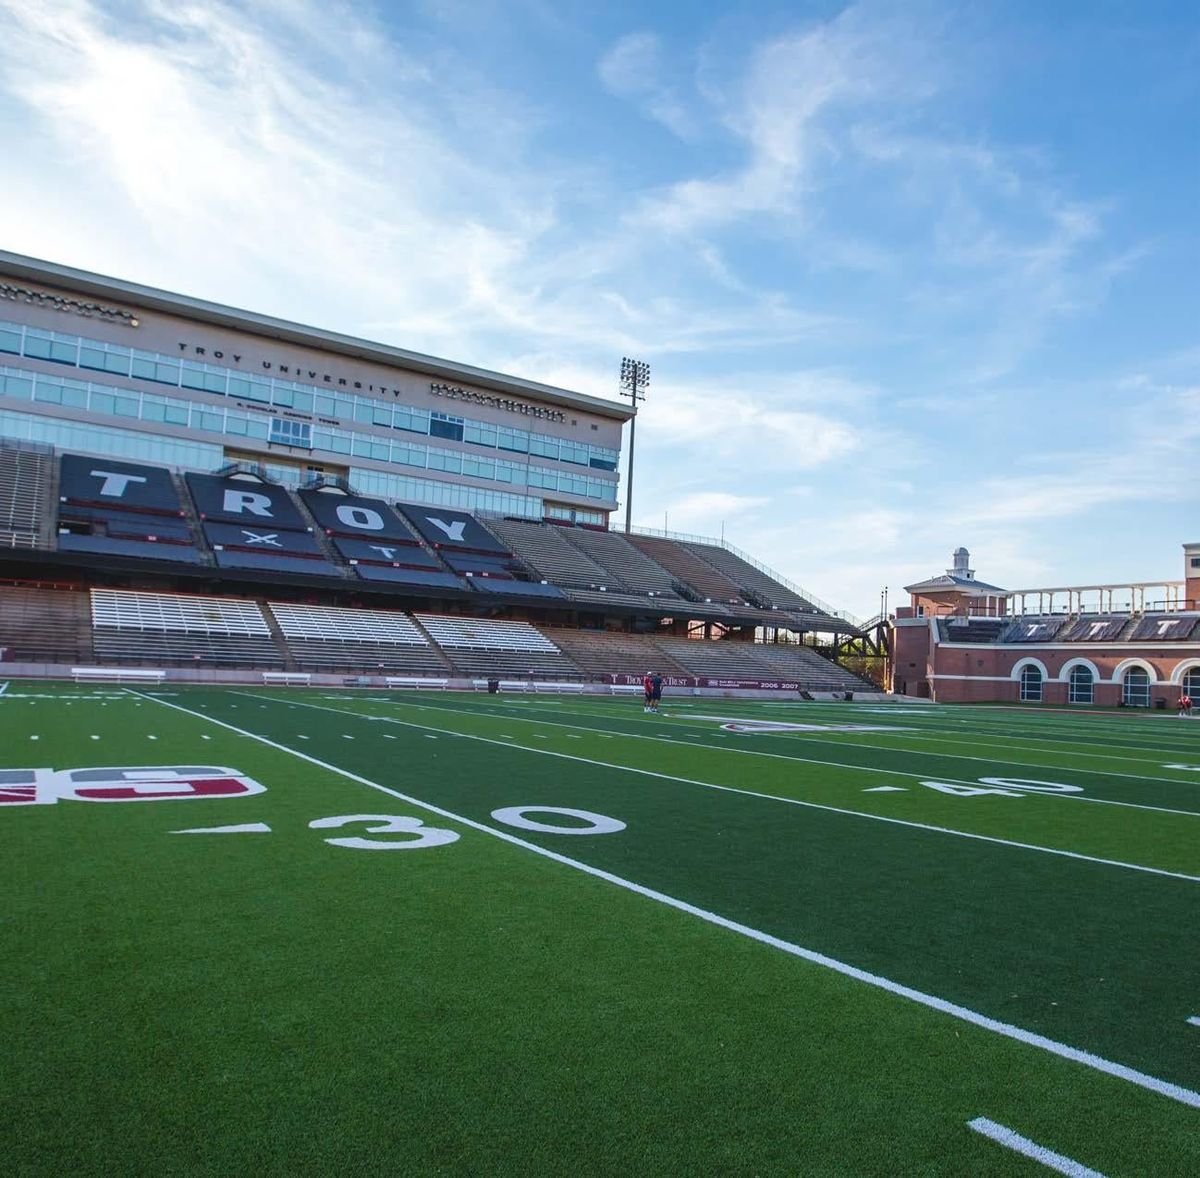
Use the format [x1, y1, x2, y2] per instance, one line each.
[619, 357, 650, 534]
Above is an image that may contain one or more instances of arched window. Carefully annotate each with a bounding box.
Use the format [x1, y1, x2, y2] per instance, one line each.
[1068, 665, 1094, 705]
[1183, 667, 1200, 700]
[1123, 666, 1151, 707]
[1019, 664, 1043, 702]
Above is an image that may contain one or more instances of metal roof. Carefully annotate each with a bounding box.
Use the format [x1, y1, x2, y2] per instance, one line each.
[0, 250, 634, 423]
[904, 573, 1009, 594]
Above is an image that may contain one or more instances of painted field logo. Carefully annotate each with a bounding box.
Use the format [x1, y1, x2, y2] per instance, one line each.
[0, 766, 265, 807]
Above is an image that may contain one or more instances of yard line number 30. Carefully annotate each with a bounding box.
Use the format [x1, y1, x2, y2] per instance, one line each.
[310, 806, 626, 851]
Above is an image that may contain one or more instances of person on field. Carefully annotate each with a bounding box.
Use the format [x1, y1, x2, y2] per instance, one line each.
[643, 671, 654, 713]
[649, 671, 664, 714]
[1178, 693, 1193, 718]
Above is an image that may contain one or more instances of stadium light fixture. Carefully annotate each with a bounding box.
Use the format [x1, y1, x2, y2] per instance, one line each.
[619, 357, 650, 534]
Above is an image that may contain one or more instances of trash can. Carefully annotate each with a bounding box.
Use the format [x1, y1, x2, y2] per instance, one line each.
[487, 679, 500, 694]
[1155, 698, 1167, 710]
[844, 690, 854, 702]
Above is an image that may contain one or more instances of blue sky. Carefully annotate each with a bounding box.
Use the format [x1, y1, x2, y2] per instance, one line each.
[0, 0, 1196, 618]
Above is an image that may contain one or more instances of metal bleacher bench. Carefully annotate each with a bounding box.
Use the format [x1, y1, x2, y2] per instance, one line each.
[386, 676, 449, 689]
[72, 667, 166, 684]
[262, 671, 312, 686]
[470, 679, 585, 693]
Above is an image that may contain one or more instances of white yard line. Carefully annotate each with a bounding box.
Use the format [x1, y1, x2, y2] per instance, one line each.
[129, 689, 1200, 1114]
[967, 1118, 1106, 1177]
[241, 693, 1200, 885]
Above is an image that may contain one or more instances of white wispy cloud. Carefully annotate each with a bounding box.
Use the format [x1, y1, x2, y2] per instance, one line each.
[629, 5, 929, 234]
[598, 32, 694, 139]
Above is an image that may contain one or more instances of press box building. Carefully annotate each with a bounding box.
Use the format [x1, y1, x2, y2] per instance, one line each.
[0, 250, 628, 526]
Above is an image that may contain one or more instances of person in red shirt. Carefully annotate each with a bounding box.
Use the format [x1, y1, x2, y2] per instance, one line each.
[643, 671, 653, 713]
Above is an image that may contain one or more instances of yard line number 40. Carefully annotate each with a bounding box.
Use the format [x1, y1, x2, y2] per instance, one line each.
[920, 777, 1082, 798]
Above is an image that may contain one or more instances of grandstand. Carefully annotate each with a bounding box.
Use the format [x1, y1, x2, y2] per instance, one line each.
[0, 251, 868, 692]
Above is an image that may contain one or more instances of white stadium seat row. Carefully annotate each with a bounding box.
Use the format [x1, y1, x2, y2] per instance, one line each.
[414, 613, 561, 652]
[268, 602, 430, 645]
[91, 588, 270, 635]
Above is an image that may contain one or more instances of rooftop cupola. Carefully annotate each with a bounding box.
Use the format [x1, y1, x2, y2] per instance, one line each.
[949, 547, 974, 580]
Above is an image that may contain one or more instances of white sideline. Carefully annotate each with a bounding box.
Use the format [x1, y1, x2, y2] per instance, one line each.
[128, 689, 1200, 1112]
[243, 693, 1200, 884]
[967, 1118, 1106, 1177]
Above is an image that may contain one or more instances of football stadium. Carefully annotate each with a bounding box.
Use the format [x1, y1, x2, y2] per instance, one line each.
[3, 252, 1199, 1175]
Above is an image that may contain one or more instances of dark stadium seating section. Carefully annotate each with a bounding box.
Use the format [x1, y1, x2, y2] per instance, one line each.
[352, 565, 466, 590]
[186, 472, 308, 529]
[60, 454, 184, 515]
[1002, 618, 1067, 642]
[202, 521, 325, 555]
[59, 505, 192, 540]
[56, 455, 202, 564]
[331, 536, 442, 568]
[300, 489, 418, 542]
[397, 503, 510, 554]
[57, 534, 206, 564]
[1130, 615, 1198, 641]
[942, 618, 1010, 643]
[470, 578, 565, 599]
[1062, 616, 1132, 642]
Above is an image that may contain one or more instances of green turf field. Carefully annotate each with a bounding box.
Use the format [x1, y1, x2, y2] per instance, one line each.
[2, 682, 1198, 1175]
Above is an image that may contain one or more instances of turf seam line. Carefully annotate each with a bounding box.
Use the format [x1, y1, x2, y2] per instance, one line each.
[128, 689, 1200, 1113]
[261, 694, 1200, 884]
[349, 695, 1200, 819]
[966, 1117, 1106, 1176]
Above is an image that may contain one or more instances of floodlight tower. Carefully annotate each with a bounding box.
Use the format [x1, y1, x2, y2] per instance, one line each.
[619, 356, 650, 534]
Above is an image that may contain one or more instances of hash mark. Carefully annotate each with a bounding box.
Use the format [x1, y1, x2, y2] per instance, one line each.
[967, 1117, 1105, 1177]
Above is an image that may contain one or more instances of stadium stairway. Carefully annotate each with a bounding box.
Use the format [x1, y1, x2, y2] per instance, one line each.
[168, 469, 217, 566]
[257, 598, 302, 671]
[402, 613, 459, 674]
[290, 489, 357, 580]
